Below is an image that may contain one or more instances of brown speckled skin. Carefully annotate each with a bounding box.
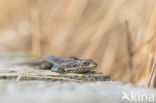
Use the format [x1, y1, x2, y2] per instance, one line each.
[17, 56, 97, 74]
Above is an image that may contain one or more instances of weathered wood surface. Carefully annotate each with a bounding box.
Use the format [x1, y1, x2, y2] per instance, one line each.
[0, 69, 110, 82]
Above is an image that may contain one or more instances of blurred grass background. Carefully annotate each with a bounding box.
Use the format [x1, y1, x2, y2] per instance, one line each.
[0, 0, 156, 87]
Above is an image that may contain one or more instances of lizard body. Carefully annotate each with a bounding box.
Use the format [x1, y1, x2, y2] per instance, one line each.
[17, 56, 97, 74]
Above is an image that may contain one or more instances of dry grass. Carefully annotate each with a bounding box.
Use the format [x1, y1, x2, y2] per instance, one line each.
[147, 54, 156, 87]
[0, 0, 156, 87]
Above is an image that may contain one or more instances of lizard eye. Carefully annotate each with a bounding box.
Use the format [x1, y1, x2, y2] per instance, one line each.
[83, 62, 89, 65]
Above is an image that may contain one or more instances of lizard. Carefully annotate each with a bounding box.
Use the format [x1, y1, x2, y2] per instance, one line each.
[17, 56, 97, 74]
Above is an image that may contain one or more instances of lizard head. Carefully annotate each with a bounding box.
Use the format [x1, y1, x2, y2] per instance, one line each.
[57, 59, 97, 73]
